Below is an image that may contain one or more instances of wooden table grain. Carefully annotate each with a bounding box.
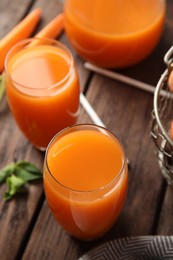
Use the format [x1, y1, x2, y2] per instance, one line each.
[0, 0, 173, 259]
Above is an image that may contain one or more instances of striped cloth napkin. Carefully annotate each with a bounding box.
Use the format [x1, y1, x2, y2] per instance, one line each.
[79, 236, 173, 260]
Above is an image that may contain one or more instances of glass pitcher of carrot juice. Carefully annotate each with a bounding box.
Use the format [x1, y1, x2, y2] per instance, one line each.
[64, 0, 166, 68]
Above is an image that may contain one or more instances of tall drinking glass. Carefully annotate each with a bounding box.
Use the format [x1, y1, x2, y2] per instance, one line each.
[4, 38, 80, 150]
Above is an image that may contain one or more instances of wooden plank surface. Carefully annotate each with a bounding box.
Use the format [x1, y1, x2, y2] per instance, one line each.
[156, 186, 173, 235]
[0, 0, 173, 259]
[0, 0, 36, 38]
[0, 1, 91, 259]
[0, 1, 46, 259]
[23, 1, 173, 259]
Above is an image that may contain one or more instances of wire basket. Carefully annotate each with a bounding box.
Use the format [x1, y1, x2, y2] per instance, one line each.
[151, 46, 173, 185]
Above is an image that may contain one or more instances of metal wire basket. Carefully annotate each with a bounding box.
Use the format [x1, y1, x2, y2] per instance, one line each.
[151, 46, 173, 185]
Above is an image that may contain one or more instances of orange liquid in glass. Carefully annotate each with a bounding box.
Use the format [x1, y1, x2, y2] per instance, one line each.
[5, 44, 80, 149]
[65, 0, 166, 68]
[44, 129, 128, 240]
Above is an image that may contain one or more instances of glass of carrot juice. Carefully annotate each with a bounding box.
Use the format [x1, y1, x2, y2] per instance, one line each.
[64, 0, 166, 68]
[4, 38, 80, 150]
[43, 124, 128, 240]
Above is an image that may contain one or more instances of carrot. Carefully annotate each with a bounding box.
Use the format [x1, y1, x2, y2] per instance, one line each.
[168, 70, 173, 93]
[35, 13, 64, 39]
[170, 120, 173, 140]
[0, 8, 42, 73]
[28, 13, 65, 48]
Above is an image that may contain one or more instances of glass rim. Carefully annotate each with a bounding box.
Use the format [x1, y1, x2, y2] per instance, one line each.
[45, 123, 127, 193]
[4, 37, 74, 91]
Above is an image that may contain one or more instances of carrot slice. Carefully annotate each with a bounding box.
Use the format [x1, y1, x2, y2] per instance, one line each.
[0, 8, 42, 73]
[35, 13, 64, 39]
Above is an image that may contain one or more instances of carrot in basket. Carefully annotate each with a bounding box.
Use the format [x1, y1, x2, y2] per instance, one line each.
[0, 8, 42, 73]
[168, 70, 173, 93]
[35, 13, 64, 39]
[170, 120, 173, 140]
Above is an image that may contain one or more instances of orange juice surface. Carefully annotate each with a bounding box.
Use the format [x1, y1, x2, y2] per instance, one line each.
[44, 129, 128, 240]
[5, 43, 80, 149]
[65, 0, 166, 68]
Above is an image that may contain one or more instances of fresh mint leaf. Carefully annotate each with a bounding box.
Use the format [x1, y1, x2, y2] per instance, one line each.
[15, 166, 42, 182]
[5, 175, 26, 200]
[0, 163, 15, 183]
[0, 160, 42, 200]
[0, 74, 5, 102]
[16, 161, 42, 176]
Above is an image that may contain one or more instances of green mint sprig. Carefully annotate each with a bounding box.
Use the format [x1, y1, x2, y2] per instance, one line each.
[0, 161, 42, 200]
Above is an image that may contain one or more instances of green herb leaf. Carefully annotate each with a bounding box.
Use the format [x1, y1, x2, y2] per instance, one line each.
[5, 175, 26, 200]
[15, 166, 42, 182]
[0, 74, 5, 102]
[0, 160, 42, 200]
[16, 161, 42, 176]
[0, 163, 16, 183]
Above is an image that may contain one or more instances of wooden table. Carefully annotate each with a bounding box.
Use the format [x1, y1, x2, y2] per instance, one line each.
[0, 0, 173, 259]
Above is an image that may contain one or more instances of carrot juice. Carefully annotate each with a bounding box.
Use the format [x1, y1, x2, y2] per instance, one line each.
[4, 38, 80, 150]
[64, 0, 166, 68]
[43, 124, 128, 240]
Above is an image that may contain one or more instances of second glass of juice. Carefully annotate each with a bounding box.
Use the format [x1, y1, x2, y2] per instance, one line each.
[44, 124, 128, 240]
[4, 38, 80, 150]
